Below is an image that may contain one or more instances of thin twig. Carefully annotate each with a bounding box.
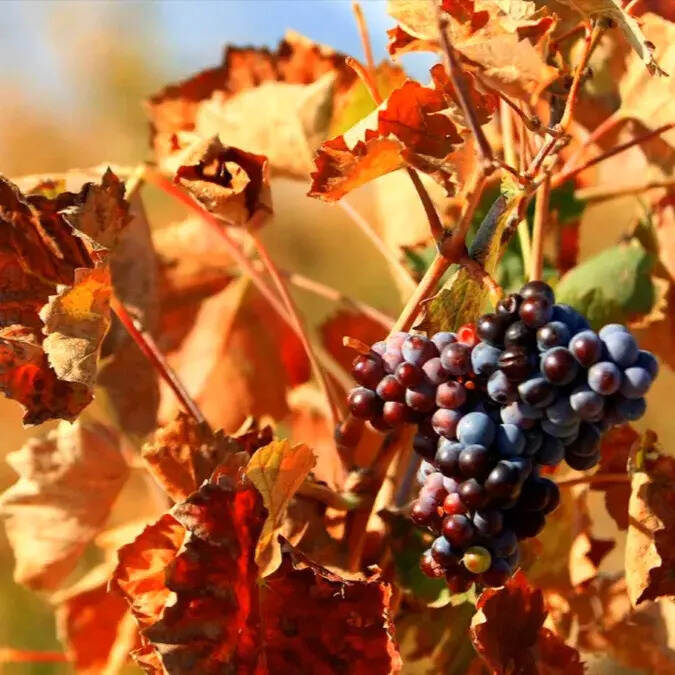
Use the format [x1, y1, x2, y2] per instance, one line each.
[110, 295, 208, 427]
[556, 472, 630, 488]
[437, 13, 493, 164]
[530, 173, 551, 281]
[338, 200, 417, 292]
[405, 167, 446, 241]
[558, 21, 604, 131]
[551, 21, 586, 50]
[352, 1, 376, 78]
[0, 648, 67, 663]
[575, 177, 675, 203]
[553, 122, 675, 188]
[483, 76, 543, 135]
[346, 55, 382, 104]
[252, 234, 342, 426]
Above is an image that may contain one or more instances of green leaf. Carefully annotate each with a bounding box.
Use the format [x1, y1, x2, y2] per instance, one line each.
[555, 239, 656, 329]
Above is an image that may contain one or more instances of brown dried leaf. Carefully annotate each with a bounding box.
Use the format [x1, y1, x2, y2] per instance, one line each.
[471, 571, 583, 674]
[568, 532, 615, 587]
[245, 439, 315, 577]
[0, 420, 128, 590]
[626, 430, 675, 606]
[142, 412, 244, 502]
[175, 136, 271, 227]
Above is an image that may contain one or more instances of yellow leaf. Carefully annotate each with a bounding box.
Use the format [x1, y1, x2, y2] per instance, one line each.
[245, 439, 315, 577]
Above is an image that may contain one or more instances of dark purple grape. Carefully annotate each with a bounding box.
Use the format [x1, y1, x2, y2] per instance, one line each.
[546, 396, 579, 425]
[620, 366, 652, 399]
[387, 332, 409, 350]
[334, 416, 364, 447]
[431, 331, 457, 352]
[520, 280, 555, 304]
[442, 513, 475, 547]
[536, 435, 564, 466]
[519, 296, 553, 328]
[540, 347, 579, 386]
[422, 357, 449, 385]
[491, 529, 518, 557]
[411, 499, 437, 526]
[480, 558, 511, 587]
[458, 444, 496, 480]
[376, 374, 404, 401]
[498, 346, 534, 382]
[436, 380, 467, 409]
[509, 510, 546, 539]
[614, 395, 646, 421]
[446, 572, 473, 592]
[636, 350, 659, 379]
[552, 303, 584, 330]
[473, 509, 503, 537]
[500, 401, 541, 428]
[565, 447, 600, 471]
[471, 341, 502, 376]
[484, 461, 520, 500]
[458, 479, 487, 509]
[413, 432, 438, 460]
[436, 439, 462, 477]
[420, 549, 445, 578]
[523, 428, 543, 456]
[443, 492, 468, 515]
[431, 408, 463, 440]
[588, 361, 622, 395]
[495, 423, 525, 457]
[406, 382, 437, 412]
[541, 417, 580, 439]
[542, 481, 560, 514]
[440, 342, 472, 376]
[537, 321, 571, 351]
[402, 334, 437, 366]
[395, 361, 422, 388]
[504, 321, 537, 349]
[348, 387, 381, 419]
[598, 323, 628, 339]
[496, 293, 522, 320]
[569, 385, 604, 420]
[569, 330, 602, 367]
[382, 401, 408, 427]
[352, 354, 385, 388]
[602, 331, 638, 367]
[381, 349, 404, 373]
[431, 536, 460, 566]
[564, 422, 601, 457]
[477, 313, 510, 346]
[518, 377, 556, 408]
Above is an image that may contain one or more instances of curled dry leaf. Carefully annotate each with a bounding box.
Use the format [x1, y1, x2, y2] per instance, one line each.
[245, 439, 315, 576]
[147, 31, 356, 175]
[626, 430, 675, 606]
[112, 474, 399, 674]
[386, 0, 558, 101]
[0, 170, 130, 423]
[471, 571, 583, 674]
[142, 412, 246, 502]
[0, 420, 128, 590]
[175, 136, 272, 227]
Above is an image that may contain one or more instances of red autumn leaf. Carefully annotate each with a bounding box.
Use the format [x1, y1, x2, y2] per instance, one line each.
[471, 571, 583, 675]
[112, 473, 399, 674]
[0, 169, 130, 423]
[591, 424, 639, 530]
[626, 430, 675, 606]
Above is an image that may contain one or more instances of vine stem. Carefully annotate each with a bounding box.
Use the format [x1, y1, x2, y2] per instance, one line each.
[110, 295, 208, 427]
[252, 234, 342, 427]
[552, 122, 675, 188]
[0, 648, 67, 663]
[556, 472, 629, 488]
[575, 177, 675, 203]
[352, 1, 376, 78]
[530, 173, 551, 281]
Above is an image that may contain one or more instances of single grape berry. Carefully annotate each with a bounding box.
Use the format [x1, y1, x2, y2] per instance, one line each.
[602, 331, 639, 367]
[431, 536, 459, 566]
[546, 396, 579, 426]
[496, 293, 522, 320]
[436, 380, 467, 409]
[352, 355, 385, 388]
[569, 385, 604, 420]
[487, 370, 517, 404]
[620, 366, 652, 399]
[504, 321, 537, 349]
[536, 435, 565, 466]
[518, 377, 556, 408]
[569, 330, 602, 367]
[519, 296, 553, 328]
[431, 331, 457, 352]
[413, 432, 438, 460]
[443, 492, 468, 515]
[492, 529, 518, 557]
[588, 361, 622, 395]
[552, 303, 585, 330]
[457, 412, 496, 446]
[471, 341, 502, 377]
[477, 313, 509, 346]
[537, 321, 571, 351]
[540, 347, 579, 386]
[517, 477, 551, 511]
[498, 346, 534, 382]
[348, 387, 381, 419]
[463, 546, 492, 574]
[442, 513, 475, 547]
[458, 444, 496, 480]
[484, 461, 520, 500]
[436, 439, 462, 476]
[520, 280, 555, 304]
[420, 549, 445, 578]
[440, 342, 472, 376]
[565, 447, 600, 471]
[431, 408, 463, 440]
[402, 334, 438, 366]
[509, 510, 546, 539]
[473, 509, 503, 537]
[458, 478, 487, 509]
[422, 357, 449, 385]
[395, 361, 422, 388]
[598, 323, 628, 339]
[376, 374, 404, 401]
[635, 350, 659, 379]
[411, 499, 437, 526]
[495, 423, 525, 457]
[614, 395, 647, 421]
[480, 558, 511, 587]
[382, 401, 408, 427]
[406, 382, 437, 412]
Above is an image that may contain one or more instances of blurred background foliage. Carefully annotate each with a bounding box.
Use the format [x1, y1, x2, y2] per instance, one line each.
[0, 2, 673, 673]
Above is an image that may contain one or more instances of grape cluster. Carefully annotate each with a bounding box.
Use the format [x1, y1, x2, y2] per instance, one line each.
[344, 280, 658, 589]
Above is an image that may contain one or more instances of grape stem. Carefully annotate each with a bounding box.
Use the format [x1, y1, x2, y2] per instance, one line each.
[110, 295, 209, 428]
[351, 1, 376, 79]
[529, 172, 551, 282]
[556, 472, 630, 488]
